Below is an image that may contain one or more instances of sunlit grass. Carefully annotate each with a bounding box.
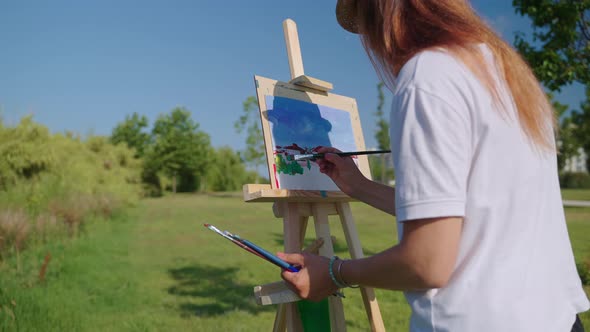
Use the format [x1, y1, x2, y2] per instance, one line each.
[0, 194, 588, 331]
[562, 189, 590, 201]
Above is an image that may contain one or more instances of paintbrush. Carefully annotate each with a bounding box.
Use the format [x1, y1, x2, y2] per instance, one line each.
[292, 149, 391, 161]
[204, 223, 267, 259]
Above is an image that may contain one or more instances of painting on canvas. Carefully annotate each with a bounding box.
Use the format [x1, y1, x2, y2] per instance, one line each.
[264, 95, 358, 191]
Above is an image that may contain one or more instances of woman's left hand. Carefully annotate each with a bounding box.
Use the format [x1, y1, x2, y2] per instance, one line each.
[277, 252, 339, 302]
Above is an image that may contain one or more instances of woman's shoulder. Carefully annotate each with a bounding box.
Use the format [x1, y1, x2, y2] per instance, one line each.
[394, 47, 478, 95]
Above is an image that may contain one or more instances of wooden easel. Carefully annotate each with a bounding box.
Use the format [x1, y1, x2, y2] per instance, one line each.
[243, 19, 386, 332]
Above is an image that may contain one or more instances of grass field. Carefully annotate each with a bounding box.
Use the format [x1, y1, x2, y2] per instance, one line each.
[0, 194, 589, 331]
[562, 189, 590, 201]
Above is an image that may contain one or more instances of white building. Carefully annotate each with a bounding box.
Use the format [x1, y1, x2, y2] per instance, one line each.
[564, 147, 588, 173]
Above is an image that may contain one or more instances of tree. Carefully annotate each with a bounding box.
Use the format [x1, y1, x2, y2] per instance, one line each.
[513, 0, 589, 92]
[572, 87, 590, 171]
[551, 95, 579, 171]
[514, 0, 590, 171]
[110, 112, 151, 158]
[206, 146, 249, 192]
[148, 107, 212, 193]
[234, 96, 265, 183]
[373, 82, 393, 183]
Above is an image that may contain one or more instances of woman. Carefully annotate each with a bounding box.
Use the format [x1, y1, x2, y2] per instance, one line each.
[277, 0, 589, 330]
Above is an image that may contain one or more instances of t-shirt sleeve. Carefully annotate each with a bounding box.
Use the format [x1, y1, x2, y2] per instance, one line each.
[390, 85, 471, 222]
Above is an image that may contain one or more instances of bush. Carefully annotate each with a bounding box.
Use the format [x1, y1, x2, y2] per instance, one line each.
[0, 209, 30, 259]
[559, 172, 590, 189]
[0, 116, 55, 189]
[0, 117, 143, 260]
[205, 147, 254, 192]
[577, 259, 590, 286]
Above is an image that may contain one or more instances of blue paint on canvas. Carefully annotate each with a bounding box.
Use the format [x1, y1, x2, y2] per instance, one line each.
[266, 95, 356, 151]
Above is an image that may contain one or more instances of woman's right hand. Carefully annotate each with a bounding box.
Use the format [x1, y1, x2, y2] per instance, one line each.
[314, 146, 366, 196]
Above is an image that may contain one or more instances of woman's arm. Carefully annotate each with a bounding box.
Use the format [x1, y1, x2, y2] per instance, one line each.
[341, 216, 463, 290]
[348, 176, 396, 216]
[279, 216, 463, 300]
[314, 147, 396, 216]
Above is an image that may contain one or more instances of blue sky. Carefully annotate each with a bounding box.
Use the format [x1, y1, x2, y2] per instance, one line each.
[1, 1, 586, 152]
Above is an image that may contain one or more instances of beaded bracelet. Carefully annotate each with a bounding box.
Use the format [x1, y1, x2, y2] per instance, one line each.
[329, 256, 347, 289]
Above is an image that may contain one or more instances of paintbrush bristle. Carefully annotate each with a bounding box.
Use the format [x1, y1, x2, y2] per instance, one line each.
[293, 154, 315, 161]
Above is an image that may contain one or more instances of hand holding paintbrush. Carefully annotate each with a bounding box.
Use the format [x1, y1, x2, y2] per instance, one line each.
[312, 146, 388, 196]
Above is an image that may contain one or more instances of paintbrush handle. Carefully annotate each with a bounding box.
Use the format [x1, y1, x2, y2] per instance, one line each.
[293, 149, 391, 161]
[335, 150, 391, 157]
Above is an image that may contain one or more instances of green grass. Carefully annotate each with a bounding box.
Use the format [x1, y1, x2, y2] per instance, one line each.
[0, 194, 588, 331]
[562, 189, 590, 201]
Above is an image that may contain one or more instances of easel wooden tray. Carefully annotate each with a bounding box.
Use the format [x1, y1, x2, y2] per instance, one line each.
[243, 184, 355, 203]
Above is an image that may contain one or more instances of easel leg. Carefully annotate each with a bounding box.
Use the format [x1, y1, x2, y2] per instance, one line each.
[273, 304, 287, 332]
[312, 203, 347, 332]
[272, 215, 309, 332]
[280, 202, 306, 332]
[337, 202, 386, 332]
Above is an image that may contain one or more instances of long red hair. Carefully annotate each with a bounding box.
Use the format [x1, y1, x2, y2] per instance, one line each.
[355, 0, 556, 150]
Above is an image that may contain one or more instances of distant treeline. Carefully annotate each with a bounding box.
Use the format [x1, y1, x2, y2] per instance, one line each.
[109, 107, 264, 195]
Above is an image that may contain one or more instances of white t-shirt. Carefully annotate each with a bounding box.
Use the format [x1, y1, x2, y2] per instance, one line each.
[389, 44, 590, 332]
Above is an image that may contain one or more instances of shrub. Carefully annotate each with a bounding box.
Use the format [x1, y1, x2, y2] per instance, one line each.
[0, 209, 31, 259]
[205, 147, 262, 192]
[577, 259, 590, 286]
[0, 117, 143, 260]
[559, 172, 590, 189]
[47, 196, 89, 237]
[33, 213, 65, 244]
[0, 116, 55, 189]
